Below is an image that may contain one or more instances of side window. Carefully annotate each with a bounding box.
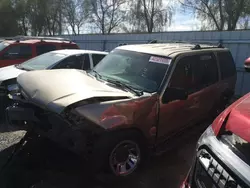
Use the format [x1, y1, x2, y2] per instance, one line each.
[169, 56, 196, 94]
[61, 44, 78, 49]
[36, 44, 56, 56]
[83, 54, 90, 70]
[3, 45, 32, 59]
[194, 53, 218, 87]
[217, 51, 236, 79]
[55, 55, 83, 69]
[169, 53, 218, 95]
[92, 54, 106, 66]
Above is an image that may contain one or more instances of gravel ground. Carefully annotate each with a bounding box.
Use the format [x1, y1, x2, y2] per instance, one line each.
[0, 121, 210, 188]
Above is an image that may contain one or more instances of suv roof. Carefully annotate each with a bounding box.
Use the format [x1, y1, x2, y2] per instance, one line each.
[51, 49, 109, 55]
[117, 43, 228, 58]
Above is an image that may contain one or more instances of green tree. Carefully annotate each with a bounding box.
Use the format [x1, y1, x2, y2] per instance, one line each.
[84, 0, 127, 34]
[0, 0, 20, 36]
[125, 0, 173, 33]
[180, 0, 250, 31]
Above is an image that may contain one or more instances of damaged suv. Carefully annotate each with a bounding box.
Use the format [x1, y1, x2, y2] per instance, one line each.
[6, 43, 236, 177]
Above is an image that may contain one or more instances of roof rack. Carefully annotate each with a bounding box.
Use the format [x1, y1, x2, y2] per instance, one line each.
[4, 35, 72, 43]
[147, 39, 224, 49]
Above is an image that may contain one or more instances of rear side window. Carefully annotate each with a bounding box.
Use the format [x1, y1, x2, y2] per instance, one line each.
[92, 54, 106, 66]
[3, 45, 32, 59]
[36, 44, 57, 55]
[217, 51, 236, 79]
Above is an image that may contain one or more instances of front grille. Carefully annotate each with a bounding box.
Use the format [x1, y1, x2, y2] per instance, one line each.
[195, 149, 242, 188]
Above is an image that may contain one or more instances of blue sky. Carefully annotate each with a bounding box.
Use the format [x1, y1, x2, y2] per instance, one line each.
[168, 10, 200, 31]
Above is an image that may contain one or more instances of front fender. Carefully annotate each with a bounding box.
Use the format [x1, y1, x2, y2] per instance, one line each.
[74, 94, 159, 139]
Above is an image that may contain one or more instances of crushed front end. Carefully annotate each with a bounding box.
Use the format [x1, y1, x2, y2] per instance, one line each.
[6, 91, 105, 157]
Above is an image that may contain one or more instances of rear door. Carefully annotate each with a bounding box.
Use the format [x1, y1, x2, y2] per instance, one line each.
[35, 43, 57, 56]
[0, 44, 33, 68]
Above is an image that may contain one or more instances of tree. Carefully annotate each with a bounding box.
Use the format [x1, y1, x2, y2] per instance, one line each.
[84, 0, 127, 34]
[126, 0, 173, 33]
[180, 0, 250, 31]
[62, 0, 85, 35]
[0, 0, 20, 36]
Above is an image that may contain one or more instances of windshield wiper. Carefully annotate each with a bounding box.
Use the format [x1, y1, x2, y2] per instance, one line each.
[106, 79, 143, 96]
[15, 64, 31, 71]
[91, 70, 103, 80]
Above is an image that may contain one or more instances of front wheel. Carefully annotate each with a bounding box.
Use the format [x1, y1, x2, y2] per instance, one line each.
[109, 140, 141, 176]
[91, 131, 146, 177]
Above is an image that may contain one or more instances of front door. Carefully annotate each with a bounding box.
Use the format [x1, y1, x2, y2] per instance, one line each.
[157, 55, 203, 139]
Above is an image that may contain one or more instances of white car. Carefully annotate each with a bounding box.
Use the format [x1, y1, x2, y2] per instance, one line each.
[0, 49, 108, 121]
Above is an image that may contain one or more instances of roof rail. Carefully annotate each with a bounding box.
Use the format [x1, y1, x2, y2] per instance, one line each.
[146, 39, 224, 48]
[4, 35, 72, 42]
[191, 43, 224, 50]
[148, 39, 158, 44]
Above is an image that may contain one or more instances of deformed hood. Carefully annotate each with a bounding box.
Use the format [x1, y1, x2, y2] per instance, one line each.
[17, 69, 134, 113]
[0, 65, 26, 83]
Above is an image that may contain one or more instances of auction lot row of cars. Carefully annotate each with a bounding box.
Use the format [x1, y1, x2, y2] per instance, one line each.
[0, 36, 250, 188]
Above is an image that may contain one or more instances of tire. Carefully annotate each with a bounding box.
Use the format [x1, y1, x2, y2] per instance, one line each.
[90, 130, 147, 178]
[0, 95, 9, 124]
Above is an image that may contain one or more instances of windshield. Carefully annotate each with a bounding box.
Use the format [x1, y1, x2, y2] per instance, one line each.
[21, 52, 68, 70]
[0, 42, 9, 51]
[92, 49, 171, 93]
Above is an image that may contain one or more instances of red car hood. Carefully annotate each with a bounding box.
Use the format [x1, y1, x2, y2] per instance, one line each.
[212, 93, 250, 142]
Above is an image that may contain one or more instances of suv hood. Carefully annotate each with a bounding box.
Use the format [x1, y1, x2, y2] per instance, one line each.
[17, 69, 133, 114]
[212, 93, 250, 143]
[0, 65, 26, 83]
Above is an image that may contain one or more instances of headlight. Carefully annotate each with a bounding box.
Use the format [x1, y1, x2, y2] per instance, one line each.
[7, 84, 19, 93]
[197, 125, 215, 150]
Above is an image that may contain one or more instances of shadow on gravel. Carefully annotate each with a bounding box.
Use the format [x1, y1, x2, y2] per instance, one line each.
[0, 120, 211, 188]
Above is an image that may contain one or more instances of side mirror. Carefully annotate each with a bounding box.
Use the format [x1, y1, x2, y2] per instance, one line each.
[162, 87, 188, 104]
[244, 57, 250, 72]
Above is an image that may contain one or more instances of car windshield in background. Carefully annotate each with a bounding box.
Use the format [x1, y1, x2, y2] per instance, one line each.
[0, 42, 9, 51]
[93, 49, 171, 93]
[221, 133, 250, 166]
[20, 52, 68, 70]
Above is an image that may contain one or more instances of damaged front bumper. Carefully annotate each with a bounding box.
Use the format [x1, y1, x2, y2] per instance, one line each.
[6, 94, 104, 156]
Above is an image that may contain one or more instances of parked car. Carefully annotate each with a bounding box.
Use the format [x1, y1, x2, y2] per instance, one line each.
[6, 43, 236, 177]
[0, 49, 108, 122]
[181, 93, 250, 188]
[244, 57, 250, 72]
[0, 36, 79, 68]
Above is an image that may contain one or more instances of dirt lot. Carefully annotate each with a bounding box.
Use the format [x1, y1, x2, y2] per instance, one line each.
[0, 121, 211, 188]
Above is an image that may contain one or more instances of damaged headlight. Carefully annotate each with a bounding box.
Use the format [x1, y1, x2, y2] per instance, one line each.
[7, 84, 19, 94]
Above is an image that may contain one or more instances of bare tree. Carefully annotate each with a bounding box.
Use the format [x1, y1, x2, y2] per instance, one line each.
[126, 0, 173, 33]
[62, 0, 85, 35]
[85, 0, 126, 34]
[180, 0, 250, 31]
